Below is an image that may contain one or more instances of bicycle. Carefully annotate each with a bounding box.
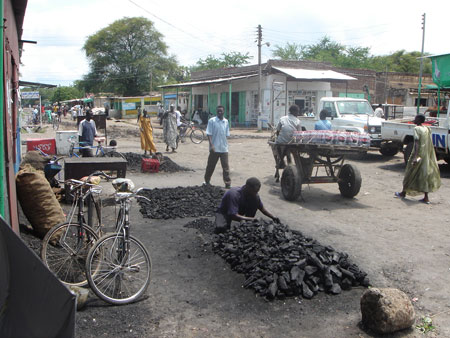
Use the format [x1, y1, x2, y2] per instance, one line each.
[68, 135, 126, 160]
[178, 121, 205, 144]
[41, 171, 111, 286]
[85, 179, 151, 305]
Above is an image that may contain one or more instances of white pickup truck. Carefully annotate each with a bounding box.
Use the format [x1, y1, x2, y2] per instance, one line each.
[298, 97, 385, 152]
[381, 106, 450, 163]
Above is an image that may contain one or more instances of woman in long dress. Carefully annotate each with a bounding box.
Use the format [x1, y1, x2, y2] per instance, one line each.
[395, 114, 441, 203]
[162, 105, 178, 152]
[138, 110, 156, 155]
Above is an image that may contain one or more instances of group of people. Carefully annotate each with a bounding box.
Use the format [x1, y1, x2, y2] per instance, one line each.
[139, 102, 442, 234]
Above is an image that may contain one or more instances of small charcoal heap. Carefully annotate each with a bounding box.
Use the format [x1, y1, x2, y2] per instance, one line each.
[121, 152, 191, 172]
[212, 220, 369, 300]
[138, 185, 223, 219]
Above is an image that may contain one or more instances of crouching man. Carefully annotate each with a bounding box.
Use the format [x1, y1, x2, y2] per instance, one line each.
[214, 177, 280, 233]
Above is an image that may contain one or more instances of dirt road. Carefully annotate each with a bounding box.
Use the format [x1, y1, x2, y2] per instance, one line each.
[21, 116, 450, 337]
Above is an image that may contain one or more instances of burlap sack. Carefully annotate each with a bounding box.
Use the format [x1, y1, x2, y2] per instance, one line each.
[20, 150, 48, 171]
[16, 164, 66, 237]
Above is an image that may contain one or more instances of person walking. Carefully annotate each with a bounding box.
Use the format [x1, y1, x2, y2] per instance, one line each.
[162, 104, 178, 152]
[204, 105, 231, 188]
[78, 111, 97, 157]
[395, 114, 441, 203]
[138, 109, 156, 156]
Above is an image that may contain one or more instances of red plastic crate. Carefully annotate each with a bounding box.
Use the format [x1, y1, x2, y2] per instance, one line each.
[141, 158, 160, 173]
[26, 138, 56, 155]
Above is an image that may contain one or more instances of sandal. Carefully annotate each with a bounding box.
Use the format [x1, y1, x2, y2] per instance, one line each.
[419, 198, 431, 204]
[394, 192, 405, 199]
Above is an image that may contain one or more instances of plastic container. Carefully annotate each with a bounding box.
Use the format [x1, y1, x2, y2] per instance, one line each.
[55, 130, 78, 155]
[141, 158, 160, 173]
[26, 138, 56, 155]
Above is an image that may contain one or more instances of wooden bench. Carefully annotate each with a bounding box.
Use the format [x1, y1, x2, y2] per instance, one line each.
[64, 157, 127, 180]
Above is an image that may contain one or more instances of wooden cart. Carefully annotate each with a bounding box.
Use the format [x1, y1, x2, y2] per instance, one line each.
[269, 141, 365, 201]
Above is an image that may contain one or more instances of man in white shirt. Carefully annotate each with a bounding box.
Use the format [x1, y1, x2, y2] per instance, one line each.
[374, 104, 384, 118]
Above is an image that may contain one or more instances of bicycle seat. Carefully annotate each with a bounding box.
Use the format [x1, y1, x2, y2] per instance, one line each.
[112, 178, 135, 192]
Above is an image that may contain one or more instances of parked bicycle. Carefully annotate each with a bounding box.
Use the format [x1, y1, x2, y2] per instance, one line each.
[178, 121, 205, 144]
[41, 171, 110, 286]
[68, 135, 126, 159]
[85, 178, 151, 305]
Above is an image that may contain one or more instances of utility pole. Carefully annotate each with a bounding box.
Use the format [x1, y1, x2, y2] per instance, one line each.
[257, 24, 262, 130]
[417, 13, 426, 114]
[149, 72, 153, 95]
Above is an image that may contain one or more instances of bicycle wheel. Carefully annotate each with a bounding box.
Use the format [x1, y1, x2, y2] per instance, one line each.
[41, 222, 99, 287]
[101, 150, 127, 161]
[190, 128, 205, 144]
[86, 234, 151, 305]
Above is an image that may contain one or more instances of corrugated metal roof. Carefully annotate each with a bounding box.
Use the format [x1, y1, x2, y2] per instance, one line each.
[159, 74, 257, 88]
[272, 66, 356, 81]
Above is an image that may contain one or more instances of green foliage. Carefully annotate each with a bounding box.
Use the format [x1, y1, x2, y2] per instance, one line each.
[416, 316, 435, 334]
[191, 52, 252, 72]
[51, 86, 84, 103]
[272, 36, 431, 73]
[81, 17, 186, 96]
[272, 42, 304, 60]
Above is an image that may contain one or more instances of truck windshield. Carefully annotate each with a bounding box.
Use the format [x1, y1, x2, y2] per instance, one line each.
[337, 101, 373, 115]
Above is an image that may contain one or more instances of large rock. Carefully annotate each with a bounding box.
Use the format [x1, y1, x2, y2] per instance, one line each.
[361, 288, 415, 334]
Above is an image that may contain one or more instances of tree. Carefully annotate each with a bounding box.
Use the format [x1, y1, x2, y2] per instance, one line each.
[272, 36, 432, 74]
[51, 86, 84, 103]
[82, 17, 181, 96]
[190, 52, 252, 72]
[272, 42, 304, 60]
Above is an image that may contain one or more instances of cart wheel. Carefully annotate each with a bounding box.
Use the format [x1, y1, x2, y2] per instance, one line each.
[338, 164, 361, 198]
[281, 165, 302, 201]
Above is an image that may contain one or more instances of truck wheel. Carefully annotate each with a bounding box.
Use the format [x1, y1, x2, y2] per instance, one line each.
[403, 142, 414, 164]
[338, 164, 361, 198]
[281, 165, 302, 201]
[379, 145, 398, 157]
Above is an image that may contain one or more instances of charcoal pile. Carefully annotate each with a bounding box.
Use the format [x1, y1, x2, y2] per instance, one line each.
[159, 156, 192, 173]
[121, 152, 192, 172]
[212, 220, 369, 300]
[138, 185, 223, 219]
[184, 218, 215, 234]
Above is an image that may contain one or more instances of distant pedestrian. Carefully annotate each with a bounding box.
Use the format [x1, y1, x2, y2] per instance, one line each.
[78, 111, 97, 157]
[204, 105, 231, 189]
[162, 104, 178, 152]
[314, 109, 332, 130]
[374, 104, 384, 118]
[395, 114, 441, 203]
[138, 109, 156, 156]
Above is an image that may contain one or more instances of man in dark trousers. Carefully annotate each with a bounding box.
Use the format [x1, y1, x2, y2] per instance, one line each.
[214, 177, 280, 233]
[78, 111, 97, 157]
[204, 105, 231, 188]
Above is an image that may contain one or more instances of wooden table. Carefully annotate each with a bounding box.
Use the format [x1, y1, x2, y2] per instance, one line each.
[64, 157, 127, 180]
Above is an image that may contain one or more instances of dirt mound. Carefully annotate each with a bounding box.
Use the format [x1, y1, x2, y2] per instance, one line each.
[138, 185, 223, 219]
[212, 219, 369, 300]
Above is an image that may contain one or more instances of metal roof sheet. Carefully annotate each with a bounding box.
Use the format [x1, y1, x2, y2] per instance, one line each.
[159, 74, 257, 88]
[272, 66, 356, 81]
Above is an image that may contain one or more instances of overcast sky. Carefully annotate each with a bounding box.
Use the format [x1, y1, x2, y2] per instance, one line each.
[20, 0, 448, 86]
